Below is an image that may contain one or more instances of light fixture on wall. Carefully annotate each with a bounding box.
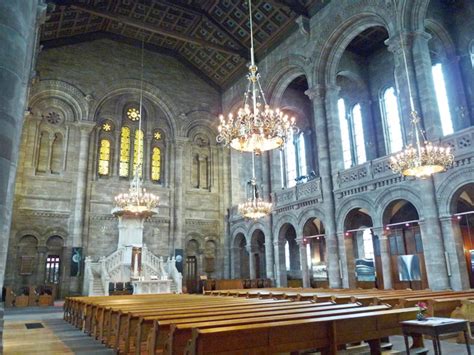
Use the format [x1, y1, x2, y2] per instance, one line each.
[113, 37, 159, 217]
[216, 0, 298, 155]
[389, 33, 454, 178]
[238, 152, 272, 219]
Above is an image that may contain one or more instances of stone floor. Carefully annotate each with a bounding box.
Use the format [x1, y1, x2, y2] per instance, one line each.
[3, 306, 113, 354]
[3, 306, 474, 354]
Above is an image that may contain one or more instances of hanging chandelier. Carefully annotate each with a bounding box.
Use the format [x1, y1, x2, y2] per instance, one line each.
[238, 153, 272, 219]
[113, 36, 159, 217]
[216, 0, 297, 155]
[389, 33, 454, 178]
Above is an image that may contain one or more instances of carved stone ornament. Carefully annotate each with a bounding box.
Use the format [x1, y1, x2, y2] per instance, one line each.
[43, 111, 63, 125]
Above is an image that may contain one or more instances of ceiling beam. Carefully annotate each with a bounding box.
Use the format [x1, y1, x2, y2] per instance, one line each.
[156, 0, 250, 60]
[68, 4, 246, 58]
[267, 0, 309, 17]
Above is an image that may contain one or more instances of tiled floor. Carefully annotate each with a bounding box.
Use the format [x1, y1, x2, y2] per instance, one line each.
[3, 306, 474, 354]
[3, 306, 114, 354]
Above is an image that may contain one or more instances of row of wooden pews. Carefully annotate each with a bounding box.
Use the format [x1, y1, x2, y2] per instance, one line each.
[63, 287, 474, 354]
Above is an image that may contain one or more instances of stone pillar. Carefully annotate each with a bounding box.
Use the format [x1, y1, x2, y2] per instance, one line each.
[273, 240, 287, 287]
[297, 239, 310, 288]
[336, 232, 349, 288]
[230, 247, 239, 278]
[172, 138, 187, 252]
[247, 245, 256, 280]
[0, 1, 46, 350]
[386, 32, 442, 139]
[305, 86, 341, 288]
[36, 246, 48, 285]
[71, 122, 95, 248]
[440, 216, 470, 290]
[373, 227, 393, 290]
[418, 179, 449, 290]
[265, 231, 274, 280]
[343, 234, 356, 288]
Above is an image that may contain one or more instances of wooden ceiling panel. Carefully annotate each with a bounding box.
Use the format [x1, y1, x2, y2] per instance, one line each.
[42, 0, 330, 89]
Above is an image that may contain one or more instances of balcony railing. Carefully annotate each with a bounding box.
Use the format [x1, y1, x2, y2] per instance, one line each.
[336, 126, 474, 190]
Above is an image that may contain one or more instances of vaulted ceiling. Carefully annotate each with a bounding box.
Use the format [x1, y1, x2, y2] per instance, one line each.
[42, 0, 329, 90]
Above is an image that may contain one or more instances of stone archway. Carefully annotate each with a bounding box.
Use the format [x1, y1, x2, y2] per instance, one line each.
[232, 233, 249, 279]
[250, 229, 266, 280]
[343, 208, 376, 289]
[277, 223, 300, 287]
[302, 217, 327, 288]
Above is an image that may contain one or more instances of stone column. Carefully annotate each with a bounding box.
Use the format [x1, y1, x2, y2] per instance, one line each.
[386, 32, 442, 139]
[418, 179, 449, 289]
[373, 227, 393, 290]
[264, 231, 274, 280]
[305, 86, 341, 288]
[440, 216, 470, 290]
[230, 247, 239, 278]
[71, 122, 95, 247]
[144, 133, 152, 181]
[273, 240, 287, 287]
[172, 138, 187, 252]
[36, 246, 48, 285]
[342, 233, 356, 288]
[0, 1, 46, 350]
[247, 245, 256, 280]
[297, 238, 310, 288]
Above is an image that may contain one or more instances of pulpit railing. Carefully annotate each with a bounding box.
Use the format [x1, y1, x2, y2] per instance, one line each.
[166, 257, 183, 293]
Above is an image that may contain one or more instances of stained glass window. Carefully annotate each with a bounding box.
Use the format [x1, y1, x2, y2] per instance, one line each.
[98, 139, 111, 176]
[127, 107, 140, 121]
[286, 133, 297, 187]
[151, 147, 161, 182]
[119, 127, 130, 177]
[133, 129, 144, 177]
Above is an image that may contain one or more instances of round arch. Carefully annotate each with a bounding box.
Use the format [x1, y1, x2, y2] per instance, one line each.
[264, 55, 312, 107]
[336, 196, 376, 232]
[297, 207, 326, 236]
[374, 186, 424, 224]
[272, 213, 299, 240]
[437, 166, 474, 216]
[92, 79, 179, 137]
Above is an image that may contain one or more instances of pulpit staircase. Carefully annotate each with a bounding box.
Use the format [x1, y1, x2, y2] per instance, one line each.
[83, 245, 182, 296]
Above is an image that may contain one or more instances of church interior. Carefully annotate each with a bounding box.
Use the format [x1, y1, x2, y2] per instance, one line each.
[1, 0, 474, 353]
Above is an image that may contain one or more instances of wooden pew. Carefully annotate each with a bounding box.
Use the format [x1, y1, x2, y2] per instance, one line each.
[162, 304, 391, 355]
[106, 299, 295, 350]
[184, 307, 418, 355]
[141, 302, 344, 354]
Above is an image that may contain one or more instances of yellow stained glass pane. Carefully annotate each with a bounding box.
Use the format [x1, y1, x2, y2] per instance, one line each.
[133, 129, 144, 177]
[98, 139, 110, 176]
[120, 127, 130, 177]
[151, 147, 161, 182]
[154, 131, 162, 140]
[127, 108, 140, 121]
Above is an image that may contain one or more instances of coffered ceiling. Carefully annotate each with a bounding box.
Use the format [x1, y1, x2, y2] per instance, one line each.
[42, 0, 329, 90]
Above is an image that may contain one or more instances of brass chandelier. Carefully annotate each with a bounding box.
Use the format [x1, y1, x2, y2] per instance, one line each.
[238, 153, 272, 219]
[389, 33, 454, 178]
[113, 37, 159, 217]
[216, 0, 297, 155]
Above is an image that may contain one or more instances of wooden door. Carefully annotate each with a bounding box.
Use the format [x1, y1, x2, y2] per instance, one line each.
[185, 256, 197, 294]
[389, 227, 428, 290]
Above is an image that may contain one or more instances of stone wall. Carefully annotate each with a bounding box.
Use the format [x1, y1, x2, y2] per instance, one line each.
[5, 39, 228, 296]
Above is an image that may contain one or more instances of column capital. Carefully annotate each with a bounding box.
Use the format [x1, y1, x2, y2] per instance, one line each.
[385, 31, 432, 53]
[439, 215, 456, 223]
[304, 84, 340, 101]
[76, 120, 96, 134]
[273, 240, 285, 247]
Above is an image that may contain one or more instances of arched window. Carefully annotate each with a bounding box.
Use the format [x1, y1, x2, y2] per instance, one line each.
[380, 87, 404, 153]
[338, 99, 352, 169]
[351, 104, 366, 164]
[133, 129, 144, 177]
[98, 139, 111, 176]
[119, 126, 131, 177]
[286, 134, 297, 187]
[432, 63, 454, 135]
[151, 130, 164, 184]
[297, 133, 307, 177]
[285, 241, 290, 271]
[362, 229, 374, 260]
[151, 147, 161, 182]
